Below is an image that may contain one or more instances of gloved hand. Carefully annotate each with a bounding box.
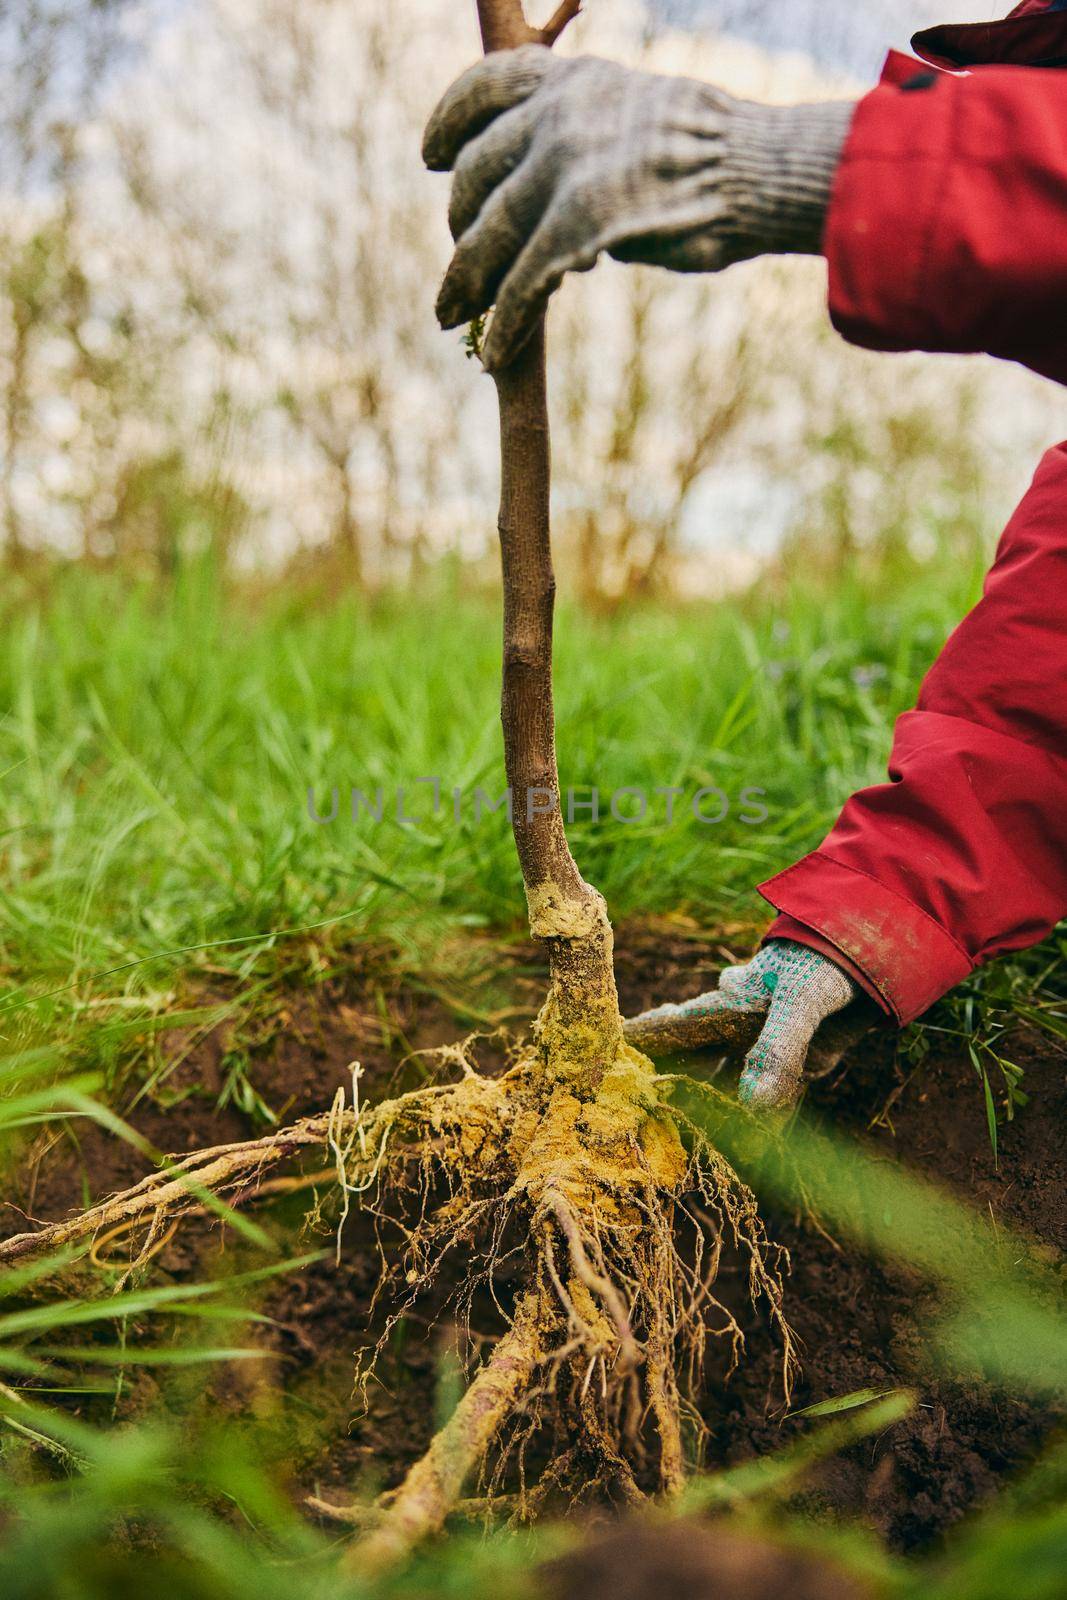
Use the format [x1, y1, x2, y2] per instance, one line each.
[423, 45, 855, 372]
[623, 940, 874, 1110]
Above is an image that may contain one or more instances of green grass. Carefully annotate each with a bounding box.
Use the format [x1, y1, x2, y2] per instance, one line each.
[0, 544, 1064, 1596]
[4, 538, 1064, 1123]
[0, 541, 986, 1029]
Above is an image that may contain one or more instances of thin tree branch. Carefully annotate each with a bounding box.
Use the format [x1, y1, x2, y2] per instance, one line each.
[475, 3, 582, 58]
[534, 1, 582, 45]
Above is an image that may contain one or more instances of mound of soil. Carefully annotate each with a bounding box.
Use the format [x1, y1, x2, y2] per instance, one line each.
[543, 1520, 875, 1600]
[13, 924, 1066, 1557]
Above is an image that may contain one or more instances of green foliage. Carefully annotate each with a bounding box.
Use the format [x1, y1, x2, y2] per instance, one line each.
[0, 540, 987, 1039]
[0, 542, 1054, 1141]
[902, 928, 1067, 1155]
[463, 314, 488, 361]
[0, 549, 1061, 1595]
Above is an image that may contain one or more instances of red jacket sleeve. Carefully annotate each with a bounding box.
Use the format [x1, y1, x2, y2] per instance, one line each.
[825, 62, 1067, 385]
[759, 443, 1067, 1024]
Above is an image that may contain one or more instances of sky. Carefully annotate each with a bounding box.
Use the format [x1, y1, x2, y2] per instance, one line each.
[0, 0, 1011, 134]
[3, 0, 1062, 572]
[654, 0, 1009, 79]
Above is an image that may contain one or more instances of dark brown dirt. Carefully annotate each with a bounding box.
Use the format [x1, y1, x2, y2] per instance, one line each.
[700, 1023, 1065, 1554]
[542, 1521, 876, 1600]
[11, 922, 1066, 1559]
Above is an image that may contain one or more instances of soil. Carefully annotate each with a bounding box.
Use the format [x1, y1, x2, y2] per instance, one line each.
[541, 1520, 876, 1600]
[10, 922, 1066, 1575]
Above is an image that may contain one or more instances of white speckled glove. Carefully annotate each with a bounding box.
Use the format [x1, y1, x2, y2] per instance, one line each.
[423, 45, 855, 371]
[624, 940, 865, 1110]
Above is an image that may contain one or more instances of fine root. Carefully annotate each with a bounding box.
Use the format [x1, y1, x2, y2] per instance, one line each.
[0, 1114, 344, 1265]
[542, 1188, 640, 1372]
[8, 1029, 797, 1569]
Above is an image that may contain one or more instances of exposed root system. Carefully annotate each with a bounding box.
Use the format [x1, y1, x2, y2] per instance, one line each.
[4, 1008, 797, 1572]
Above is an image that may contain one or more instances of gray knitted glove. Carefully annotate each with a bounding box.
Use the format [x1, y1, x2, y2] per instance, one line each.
[624, 940, 864, 1110]
[423, 45, 855, 372]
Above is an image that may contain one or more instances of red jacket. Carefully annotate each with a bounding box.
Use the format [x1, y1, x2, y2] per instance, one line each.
[758, 1, 1067, 1024]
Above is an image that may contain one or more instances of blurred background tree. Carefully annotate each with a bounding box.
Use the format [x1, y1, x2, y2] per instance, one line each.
[0, 0, 1062, 592]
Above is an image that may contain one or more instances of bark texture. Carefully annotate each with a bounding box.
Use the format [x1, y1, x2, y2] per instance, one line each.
[476, 0, 620, 1081]
[477, 0, 581, 49]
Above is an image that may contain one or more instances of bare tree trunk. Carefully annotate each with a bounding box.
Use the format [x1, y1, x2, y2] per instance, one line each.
[1, 317, 29, 565]
[577, 508, 600, 608]
[329, 448, 363, 587]
[475, 0, 619, 1082]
